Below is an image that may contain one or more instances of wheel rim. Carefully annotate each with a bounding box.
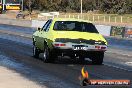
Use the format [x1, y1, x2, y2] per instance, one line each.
[43, 47, 49, 61]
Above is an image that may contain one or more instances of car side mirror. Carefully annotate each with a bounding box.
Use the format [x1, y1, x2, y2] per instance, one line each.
[37, 27, 42, 31]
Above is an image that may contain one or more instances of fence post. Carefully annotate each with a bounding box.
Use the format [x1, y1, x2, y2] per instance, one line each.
[69, 14, 70, 18]
[98, 16, 99, 21]
[64, 15, 66, 18]
[78, 15, 79, 19]
[73, 15, 75, 18]
[92, 16, 95, 22]
[104, 16, 105, 22]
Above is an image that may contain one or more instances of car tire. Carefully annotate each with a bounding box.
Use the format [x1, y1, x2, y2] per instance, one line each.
[33, 45, 39, 58]
[43, 44, 55, 63]
[92, 52, 104, 65]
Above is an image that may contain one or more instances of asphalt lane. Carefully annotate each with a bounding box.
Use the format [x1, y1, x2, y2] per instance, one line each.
[0, 24, 35, 34]
[0, 38, 79, 88]
[0, 24, 132, 70]
[0, 31, 132, 70]
[0, 35, 131, 88]
[0, 24, 132, 88]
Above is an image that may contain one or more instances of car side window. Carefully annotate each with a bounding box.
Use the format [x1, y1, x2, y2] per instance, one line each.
[44, 20, 52, 32]
[42, 20, 50, 31]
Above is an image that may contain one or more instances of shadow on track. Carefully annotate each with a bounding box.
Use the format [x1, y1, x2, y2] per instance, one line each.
[37, 54, 96, 65]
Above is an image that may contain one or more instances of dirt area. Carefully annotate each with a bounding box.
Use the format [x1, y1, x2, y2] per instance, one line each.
[0, 10, 38, 20]
[0, 66, 45, 88]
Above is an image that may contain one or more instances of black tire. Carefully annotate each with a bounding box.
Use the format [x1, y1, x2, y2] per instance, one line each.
[43, 44, 55, 63]
[33, 45, 39, 58]
[91, 52, 104, 65]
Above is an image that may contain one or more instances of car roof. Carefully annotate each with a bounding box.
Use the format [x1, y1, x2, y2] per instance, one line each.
[52, 18, 92, 23]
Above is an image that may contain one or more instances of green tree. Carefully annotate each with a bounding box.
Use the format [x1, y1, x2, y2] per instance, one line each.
[24, 0, 132, 14]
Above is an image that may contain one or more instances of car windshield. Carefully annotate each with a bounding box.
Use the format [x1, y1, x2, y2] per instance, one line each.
[53, 21, 99, 33]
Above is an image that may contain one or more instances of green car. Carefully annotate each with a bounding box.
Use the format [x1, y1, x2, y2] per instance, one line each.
[32, 18, 107, 64]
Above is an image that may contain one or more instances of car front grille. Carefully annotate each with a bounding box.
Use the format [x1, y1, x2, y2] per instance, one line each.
[55, 38, 106, 45]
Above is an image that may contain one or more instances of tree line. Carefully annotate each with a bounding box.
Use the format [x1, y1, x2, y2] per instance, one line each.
[24, 0, 132, 14]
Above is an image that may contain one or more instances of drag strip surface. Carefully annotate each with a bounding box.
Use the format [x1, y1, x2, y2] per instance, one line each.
[0, 24, 132, 88]
[0, 34, 132, 88]
[0, 24, 35, 34]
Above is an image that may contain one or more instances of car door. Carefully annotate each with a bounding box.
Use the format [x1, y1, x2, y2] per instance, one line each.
[35, 20, 50, 49]
[39, 20, 52, 50]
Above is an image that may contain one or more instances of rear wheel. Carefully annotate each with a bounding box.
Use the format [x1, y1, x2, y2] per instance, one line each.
[43, 44, 55, 63]
[91, 52, 104, 65]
